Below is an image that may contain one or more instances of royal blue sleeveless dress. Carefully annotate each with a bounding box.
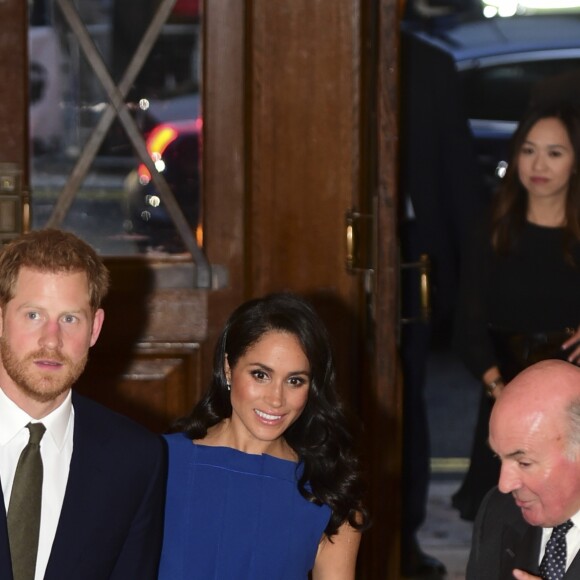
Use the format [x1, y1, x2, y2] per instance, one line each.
[159, 433, 331, 579]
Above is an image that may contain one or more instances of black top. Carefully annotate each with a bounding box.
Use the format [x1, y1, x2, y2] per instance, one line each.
[454, 220, 580, 379]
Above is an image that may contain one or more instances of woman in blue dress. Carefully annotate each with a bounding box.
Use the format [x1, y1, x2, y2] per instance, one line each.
[159, 292, 370, 579]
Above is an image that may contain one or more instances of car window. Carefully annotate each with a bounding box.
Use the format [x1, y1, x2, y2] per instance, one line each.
[460, 58, 580, 121]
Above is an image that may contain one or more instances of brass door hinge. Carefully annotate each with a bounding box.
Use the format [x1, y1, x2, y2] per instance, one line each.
[0, 163, 27, 245]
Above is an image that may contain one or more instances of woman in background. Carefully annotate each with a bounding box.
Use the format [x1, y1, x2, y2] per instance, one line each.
[452, 102, 580, 521]
[159, 292, 369, 579]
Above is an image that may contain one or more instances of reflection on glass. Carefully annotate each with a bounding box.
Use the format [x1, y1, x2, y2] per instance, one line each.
[29, 0, 202, 255]
[481, 1, 580, 18]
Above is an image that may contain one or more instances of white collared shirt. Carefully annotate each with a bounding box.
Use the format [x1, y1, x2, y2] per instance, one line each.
[0, 387, 74, 580]
[540, 511, 580, 572]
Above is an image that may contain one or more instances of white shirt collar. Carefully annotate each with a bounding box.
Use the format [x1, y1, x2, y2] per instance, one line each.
[0, 387, 73, 450]
[541, 511, 580, 533]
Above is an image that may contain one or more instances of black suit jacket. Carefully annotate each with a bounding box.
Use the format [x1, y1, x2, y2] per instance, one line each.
[468, 487, 580, 579]
[0, 392, 167, 580]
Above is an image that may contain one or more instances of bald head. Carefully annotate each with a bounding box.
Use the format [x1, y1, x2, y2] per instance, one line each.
[492, 360, 580, 444]
[494, 360, 580, 422]
[490, 360, 580, 527]
[491, 360, 580, 460]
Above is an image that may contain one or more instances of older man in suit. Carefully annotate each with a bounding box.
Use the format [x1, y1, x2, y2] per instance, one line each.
[467, 359, 580, 580]
[0, 229, 166, 580]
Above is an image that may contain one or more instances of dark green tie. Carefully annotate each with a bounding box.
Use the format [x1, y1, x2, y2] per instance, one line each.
[7, 422, 46, 580]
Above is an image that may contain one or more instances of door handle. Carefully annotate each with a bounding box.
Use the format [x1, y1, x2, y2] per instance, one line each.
[345, 208, 374, 274]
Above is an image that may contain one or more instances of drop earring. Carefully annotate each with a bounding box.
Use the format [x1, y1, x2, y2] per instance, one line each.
[226, 383, 231, 391]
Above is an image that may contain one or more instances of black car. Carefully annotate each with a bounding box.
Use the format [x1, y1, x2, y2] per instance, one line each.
[123, 116, 202, 252]
[403, 13, 580, 198]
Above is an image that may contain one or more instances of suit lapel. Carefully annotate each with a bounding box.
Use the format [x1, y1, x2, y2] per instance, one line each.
[44, 395, 105, 578]
[0, 485, 13, 580]
[565, 548, 580, 578]
[500, 522, 541, 580]
[501, 522, 580, 579]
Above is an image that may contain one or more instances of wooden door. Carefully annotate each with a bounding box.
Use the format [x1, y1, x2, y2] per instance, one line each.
[203, 1, 403, 576]
[3, 0, 403, 575]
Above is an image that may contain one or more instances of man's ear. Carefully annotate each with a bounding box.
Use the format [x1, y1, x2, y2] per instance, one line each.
[90, 308, 105, 347]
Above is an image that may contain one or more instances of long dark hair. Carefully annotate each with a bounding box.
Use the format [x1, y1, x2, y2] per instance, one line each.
[491, 102, 580, 261]
[174, 292, 370, 538]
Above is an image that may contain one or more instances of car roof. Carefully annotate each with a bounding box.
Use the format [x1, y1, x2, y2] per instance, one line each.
[403, 15, 580, 65]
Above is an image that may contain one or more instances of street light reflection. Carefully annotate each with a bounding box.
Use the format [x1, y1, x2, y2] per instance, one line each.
[482, 0, 580, 17]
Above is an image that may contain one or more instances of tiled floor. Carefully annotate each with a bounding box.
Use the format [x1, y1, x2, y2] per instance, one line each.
[399, 346, 481, 579]
[416, 479, 473, 579]
[410, 347, 478, 579]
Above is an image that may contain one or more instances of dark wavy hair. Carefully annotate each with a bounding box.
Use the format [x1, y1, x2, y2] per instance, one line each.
[491, 102, 580, 262]
[174, 292, 370, 538]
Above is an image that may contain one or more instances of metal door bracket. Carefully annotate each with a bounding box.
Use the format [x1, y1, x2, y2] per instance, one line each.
[346, 208, 375, 274]
[0, 163, 26, 244]
[400, 253, 431, 324]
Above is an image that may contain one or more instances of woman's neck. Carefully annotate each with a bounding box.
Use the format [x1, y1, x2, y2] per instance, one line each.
[526, 197, 566, 227]
[199, 418, 298, 461]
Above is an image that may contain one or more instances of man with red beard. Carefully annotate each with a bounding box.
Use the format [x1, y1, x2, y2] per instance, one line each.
[0, 229, 166, 580]
[467, 360, 580, 580]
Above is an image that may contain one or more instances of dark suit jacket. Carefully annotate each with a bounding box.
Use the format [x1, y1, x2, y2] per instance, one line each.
[0, 392, 167, 580]
[467, 487, 580, 579]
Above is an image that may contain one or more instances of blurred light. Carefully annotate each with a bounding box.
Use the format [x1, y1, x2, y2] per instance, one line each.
[499, 5, 517, 16]
[138, 165, 151, 181]
[523, 0, 580, 6]
[499, 0, 518, 16]
[149, 127, 178, 159]
[137, 124, 178, 182]
[482, 0, 580, 13]
[146, 195, 161, 208]
[496, 160, 508, 179]
[140, 210, 152, 222]
[139, 98, 150, 111]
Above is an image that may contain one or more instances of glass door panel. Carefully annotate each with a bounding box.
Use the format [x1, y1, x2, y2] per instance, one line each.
[29, 0, 202, 256]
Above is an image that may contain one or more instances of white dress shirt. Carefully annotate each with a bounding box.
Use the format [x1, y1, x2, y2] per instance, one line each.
[0, 388, 74, 580]
[540, 511, 580, 572]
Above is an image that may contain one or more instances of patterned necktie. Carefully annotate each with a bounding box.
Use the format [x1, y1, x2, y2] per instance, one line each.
[7, 423, 46, 580]
[540, 519, 574, 580]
